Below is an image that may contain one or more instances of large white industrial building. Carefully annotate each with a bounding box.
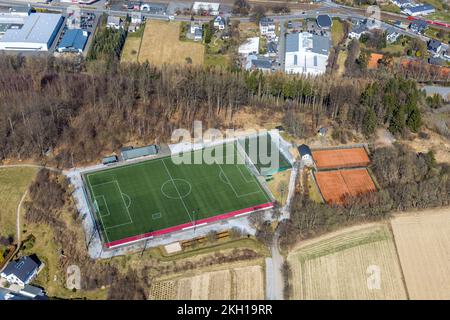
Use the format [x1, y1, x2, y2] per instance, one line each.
[284, 32, 331, 75]
[0, 12, 63, 51]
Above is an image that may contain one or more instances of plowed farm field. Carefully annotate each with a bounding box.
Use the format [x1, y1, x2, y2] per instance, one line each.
[391, 208, 450, 300]
[287, 224, 407, 300]
[149, 264, 265, 300]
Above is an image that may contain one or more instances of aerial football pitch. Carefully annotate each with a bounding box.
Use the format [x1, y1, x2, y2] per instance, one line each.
[83, 143, 274, 248]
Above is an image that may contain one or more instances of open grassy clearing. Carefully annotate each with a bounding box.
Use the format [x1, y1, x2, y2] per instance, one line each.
[391, 208, 450, 300]
[138, 20, 204, 66]
[287, 224, 407, 300]
[121, 27, 144, 63]
[267, 170, 291, 205]
[0, 167, 38, 239]
[149, 260, 265, 300]
[336, 50, 347, 76]
[331, 19, 344, 47]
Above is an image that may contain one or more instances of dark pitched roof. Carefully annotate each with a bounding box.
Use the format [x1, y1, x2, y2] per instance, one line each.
[298, 144, 312, 156]
[2, 256, 41, 283]
[316, 15, 332, 28]
[252, 58, 272, 69]
[427, 39, 441, 52]
[259, 17, 274, 27]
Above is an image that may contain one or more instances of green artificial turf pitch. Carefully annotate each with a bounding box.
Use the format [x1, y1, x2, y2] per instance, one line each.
[83, 143, 272, 244]
[239, 133, 292, 175]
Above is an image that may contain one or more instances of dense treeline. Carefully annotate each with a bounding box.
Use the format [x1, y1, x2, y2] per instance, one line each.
[279, 144, 450, 249]
[358, 78, 422, 136]
[0, 55, 423, 167]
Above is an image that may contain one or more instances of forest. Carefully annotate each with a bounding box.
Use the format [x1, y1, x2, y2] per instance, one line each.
[0, 55, 425, 167]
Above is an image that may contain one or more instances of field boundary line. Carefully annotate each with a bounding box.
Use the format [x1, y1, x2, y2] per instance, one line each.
[87, 174, 111, 244]
[95, 195, 111, 217]
[161, 158, 193, 223]
[217, 163, 264, 199]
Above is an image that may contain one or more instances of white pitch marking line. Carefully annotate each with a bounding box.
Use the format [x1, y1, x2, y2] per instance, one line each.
[161, 158, 193, 223]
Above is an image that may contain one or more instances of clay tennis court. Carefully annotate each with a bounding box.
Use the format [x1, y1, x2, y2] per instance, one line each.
[312, 147, 370, 170]
[315, 169, 376, 205]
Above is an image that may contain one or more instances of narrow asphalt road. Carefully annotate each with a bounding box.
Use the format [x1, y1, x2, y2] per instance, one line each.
[266, 227, 284, 300]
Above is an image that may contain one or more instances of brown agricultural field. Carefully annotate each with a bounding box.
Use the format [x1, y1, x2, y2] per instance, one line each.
[391, 208, 450, 300]
[149, 261, 265, 300]
[138, 21, 204, 66]
[287, 224, 407, 300]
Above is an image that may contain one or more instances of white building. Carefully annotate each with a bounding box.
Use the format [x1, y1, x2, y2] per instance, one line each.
[192, 2, 220, 16]
[238, 37, 260, 55]
[0, 13, 63, 51]
[259, 17, 275, 37]
[213, 16, 225, 30]
[403, 4, 435, 16]
[106, 16, 123, 29]
[284, 32, 330, 75]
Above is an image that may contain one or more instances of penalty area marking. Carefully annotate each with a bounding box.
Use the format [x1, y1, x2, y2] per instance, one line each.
[217, 163, 264, 199]
[89, 178, 134, 232]
[94, 195, 111, 218]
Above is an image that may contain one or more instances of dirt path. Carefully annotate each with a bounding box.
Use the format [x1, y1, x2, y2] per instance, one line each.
[16, 191, 27, 244]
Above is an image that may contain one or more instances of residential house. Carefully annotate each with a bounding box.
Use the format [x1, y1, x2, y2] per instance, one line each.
[386, 28, 400, 43]
[0, 256, 42, 286]
[428, 56, 446, 66]
[409, 20, 428, 34]
[390, 0, 412, 8]
[298, 144, 313, 166]
[245, 53, 272, 72]
[284, 32, 330, 75]
[106, 16, 123, 29]
[427, 39, 442, 55]
[403, 4, 435, 16]
[259, 17, 275, 37]
[130, 12, 143, 24]
[348, 23, 367, 40]
[194, 28, 203, 41]
[213, 15, 225, 30]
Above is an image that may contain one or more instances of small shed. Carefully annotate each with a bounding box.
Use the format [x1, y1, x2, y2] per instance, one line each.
[102, 155, 118, 165]
[298, 144, 313, 166]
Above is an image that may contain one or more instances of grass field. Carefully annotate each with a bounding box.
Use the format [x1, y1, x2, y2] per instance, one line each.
[121, 26, 145, 63]
[391, 208, 450, 300]
[84, 143, 272, 246]
[138, 20, 204, 66]
[0, 167, 38, 239]
[287, 224, 407, 300]
[331, 19, 344, 47]
[149, 261, 265, 300]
